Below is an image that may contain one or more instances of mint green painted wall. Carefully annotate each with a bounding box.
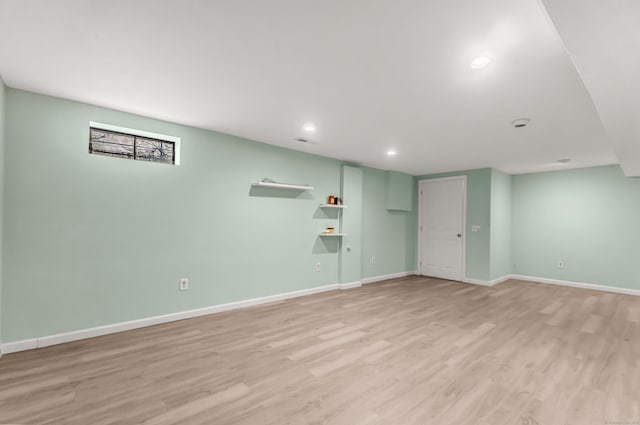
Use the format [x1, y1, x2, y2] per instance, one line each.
[362, 168, 416, 278]
[512, 165, 640, 289]
[386, 171, 413, 211]
[1, 89, 415, 343]
[0, 76, 5, 347]
[490, 169, 512, 280]
[339, 166, 363, 283]
[416, 169, 492, 281]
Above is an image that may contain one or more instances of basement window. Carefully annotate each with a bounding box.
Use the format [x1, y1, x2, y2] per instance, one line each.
[89, 122, 181, 165]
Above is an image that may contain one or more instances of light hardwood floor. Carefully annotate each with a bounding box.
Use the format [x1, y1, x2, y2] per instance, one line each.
[1, 276, 639, 425]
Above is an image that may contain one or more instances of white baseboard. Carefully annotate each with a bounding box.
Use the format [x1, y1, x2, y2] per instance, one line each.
[1, 338, 38, 355]
[1, 282, 350, 355]
[361, 271, 416, 285]
[510, 274, 640, 296]
[463, 275, 512, 287]
[10, 271, 632, 356]
[338, 281, 362, 290]
[463, 273, 640, 295]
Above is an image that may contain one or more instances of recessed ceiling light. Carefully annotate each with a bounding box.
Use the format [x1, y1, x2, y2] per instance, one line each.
[470, 56, 490, 69]
[386, 150, 397, 157]
[512, 118, 531, 128]
[303, 122, 316, 133]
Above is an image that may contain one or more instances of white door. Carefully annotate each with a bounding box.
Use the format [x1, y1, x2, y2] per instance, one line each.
[419, 177, 465, 281]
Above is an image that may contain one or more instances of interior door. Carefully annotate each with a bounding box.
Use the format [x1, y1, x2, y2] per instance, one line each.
[419, 177, 465, 281]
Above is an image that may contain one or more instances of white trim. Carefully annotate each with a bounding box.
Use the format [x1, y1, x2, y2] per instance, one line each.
[7, 274, 637, 355]
[463, 274, 511, 286]
[338, 281, 362, 290]
[1, 338, 38, 355]
[319, 204, 348, 209]
[89, 121, 182, 165]
[510, 274, 640, 296]
[463, 274, 640, 294]
[1, 283, 345, 355]
[251, 181, 314, 191]
[361, 271, 416, 285]
[418, 176, 467, 281]
[419, 176, 469, 183]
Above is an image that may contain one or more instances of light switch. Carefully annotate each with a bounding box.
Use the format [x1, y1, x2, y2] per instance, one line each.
[471, 225, 481, 233]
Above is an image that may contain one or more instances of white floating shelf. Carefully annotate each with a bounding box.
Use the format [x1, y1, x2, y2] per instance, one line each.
[320, 204, 348, 209]
[319, 233, 346, 237]
[251, 181, 314, 191]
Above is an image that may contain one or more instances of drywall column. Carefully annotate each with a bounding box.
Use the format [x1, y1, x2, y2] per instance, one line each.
[339, 165, 363, 284]
[489, 169, 512, 280]
[0, 77, 6, 352]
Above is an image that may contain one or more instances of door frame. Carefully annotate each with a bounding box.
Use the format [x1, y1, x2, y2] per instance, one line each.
[418, 176, 467, 281]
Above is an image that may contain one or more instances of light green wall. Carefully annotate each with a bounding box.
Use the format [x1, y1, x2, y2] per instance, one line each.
[417, 169, 492, 281]
[2, 89, 415, 343]
[0, 76, 5, 348]
[386, 171, 413, 211]
[490, 169, 512, 280]
[512, 164, 640, 289]
[4, 86, 638, 346]
[340, 166, 363, 283]
[362, 168, 416, 278]
[416, 164, 640, 290]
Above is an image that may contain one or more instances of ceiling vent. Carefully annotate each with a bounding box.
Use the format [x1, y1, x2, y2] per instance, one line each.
[511, 118, 531, 128]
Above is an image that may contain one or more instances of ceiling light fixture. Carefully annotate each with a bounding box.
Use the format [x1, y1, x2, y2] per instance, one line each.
[303, 122, 316, 133]
[386, 150, 397, 157]
[511, 118, 531, 128]
[470, 56, 490, 69]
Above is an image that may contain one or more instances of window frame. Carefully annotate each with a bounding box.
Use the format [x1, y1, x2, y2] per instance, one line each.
[89, 121, 181, 165]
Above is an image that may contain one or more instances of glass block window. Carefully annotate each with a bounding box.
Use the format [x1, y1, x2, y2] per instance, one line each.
[89, 127, 176, 165]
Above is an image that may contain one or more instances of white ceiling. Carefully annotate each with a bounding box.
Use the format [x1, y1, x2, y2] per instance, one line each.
[540, 0, 640, 177]
[0, 0, 626, 175]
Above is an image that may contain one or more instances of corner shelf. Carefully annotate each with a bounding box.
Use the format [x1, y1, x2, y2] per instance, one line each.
[251, 181, 314, 191]
[319, 233, 346, 237]
[319, 204, 348, 209]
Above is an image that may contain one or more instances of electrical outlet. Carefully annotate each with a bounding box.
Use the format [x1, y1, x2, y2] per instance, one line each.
[315, 262, 321, 272]
[371, 256, 376, 265]
[179, 278, 189, 291]
[557, 261, 565, 270]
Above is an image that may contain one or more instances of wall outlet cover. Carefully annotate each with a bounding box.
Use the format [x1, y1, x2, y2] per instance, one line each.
[179, 278, 189, 291]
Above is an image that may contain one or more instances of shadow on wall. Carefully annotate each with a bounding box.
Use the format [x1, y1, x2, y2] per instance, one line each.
[313, 237, 340, 254]
[248, 186, 314, 199]
[388, 210, 411, 216]
[312, 207, 340, 219]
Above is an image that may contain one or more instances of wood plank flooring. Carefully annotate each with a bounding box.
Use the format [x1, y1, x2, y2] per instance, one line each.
[1, 276, 639, 425]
